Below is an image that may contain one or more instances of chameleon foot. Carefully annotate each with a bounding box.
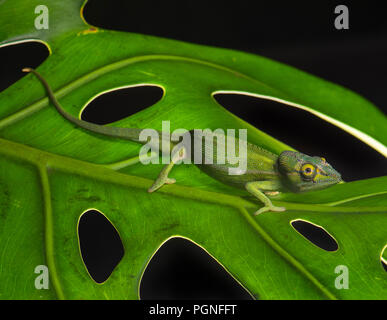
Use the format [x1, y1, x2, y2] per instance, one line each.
[254, 205, 286, 215]
[148, 177, 176, 193]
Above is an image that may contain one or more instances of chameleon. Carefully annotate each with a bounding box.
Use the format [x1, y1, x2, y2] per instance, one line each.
[23, 67, 343, 215]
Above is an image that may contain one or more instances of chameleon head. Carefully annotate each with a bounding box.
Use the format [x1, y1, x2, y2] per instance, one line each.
[277, 150, 342, 192]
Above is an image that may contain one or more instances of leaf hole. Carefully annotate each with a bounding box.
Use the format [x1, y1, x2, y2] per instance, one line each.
[77, 209, 124, 283]
[290, 219, 338, 252]
[213, 92, 387, 181]
[0, 40, 49, 92]
[381, 245, 387, 272]
[139, 237, 253, 299]
[80, 85, 164, 125]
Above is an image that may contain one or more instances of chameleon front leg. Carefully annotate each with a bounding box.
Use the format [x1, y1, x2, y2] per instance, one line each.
[245, 181, 286, 215]
[148, 146, 186, 193]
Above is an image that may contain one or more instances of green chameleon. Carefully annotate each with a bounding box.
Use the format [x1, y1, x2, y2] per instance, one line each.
[23, 68, 342, 215]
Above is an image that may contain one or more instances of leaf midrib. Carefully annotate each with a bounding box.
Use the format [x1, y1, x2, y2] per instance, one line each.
[0, 137, 385, 212]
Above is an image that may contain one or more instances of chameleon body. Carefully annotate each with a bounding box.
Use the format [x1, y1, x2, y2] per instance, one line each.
[23, 68, 342, 215]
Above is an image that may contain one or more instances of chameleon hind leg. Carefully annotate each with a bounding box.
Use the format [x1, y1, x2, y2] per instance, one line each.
[245, 181, 286, 215]
[148, 146, 186, 193]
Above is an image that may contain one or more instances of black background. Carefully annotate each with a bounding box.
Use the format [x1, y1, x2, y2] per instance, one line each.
[1, 0, 386, 299]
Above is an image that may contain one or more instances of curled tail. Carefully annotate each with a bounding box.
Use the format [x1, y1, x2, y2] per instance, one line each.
[22, 67, 143, 142]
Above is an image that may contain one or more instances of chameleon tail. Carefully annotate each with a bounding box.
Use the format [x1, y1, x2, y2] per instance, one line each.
[22, 67, 143, 142]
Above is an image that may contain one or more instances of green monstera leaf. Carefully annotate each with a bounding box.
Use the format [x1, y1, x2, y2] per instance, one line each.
[0, 0, 386, 300]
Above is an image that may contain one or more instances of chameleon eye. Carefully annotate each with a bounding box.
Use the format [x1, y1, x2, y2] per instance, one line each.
[321, 157, 326, 163]
[301, 163, 315, 178]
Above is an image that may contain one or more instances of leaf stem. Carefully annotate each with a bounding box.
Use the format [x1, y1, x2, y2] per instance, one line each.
[0, 137, 386, 214]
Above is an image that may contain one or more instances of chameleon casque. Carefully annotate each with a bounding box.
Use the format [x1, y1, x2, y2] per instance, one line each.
[23, 68, 343, 215]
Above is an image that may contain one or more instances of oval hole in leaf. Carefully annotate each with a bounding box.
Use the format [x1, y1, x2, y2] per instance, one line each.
[290, 219, 338, 252]
[77, 209, 124, 283]
[80, 85, 164, 125]
[381, 245, 387, 272]
[139, 237, 253, 299]
[213, 92, 387, 181]
[0, 40, 49, 92]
